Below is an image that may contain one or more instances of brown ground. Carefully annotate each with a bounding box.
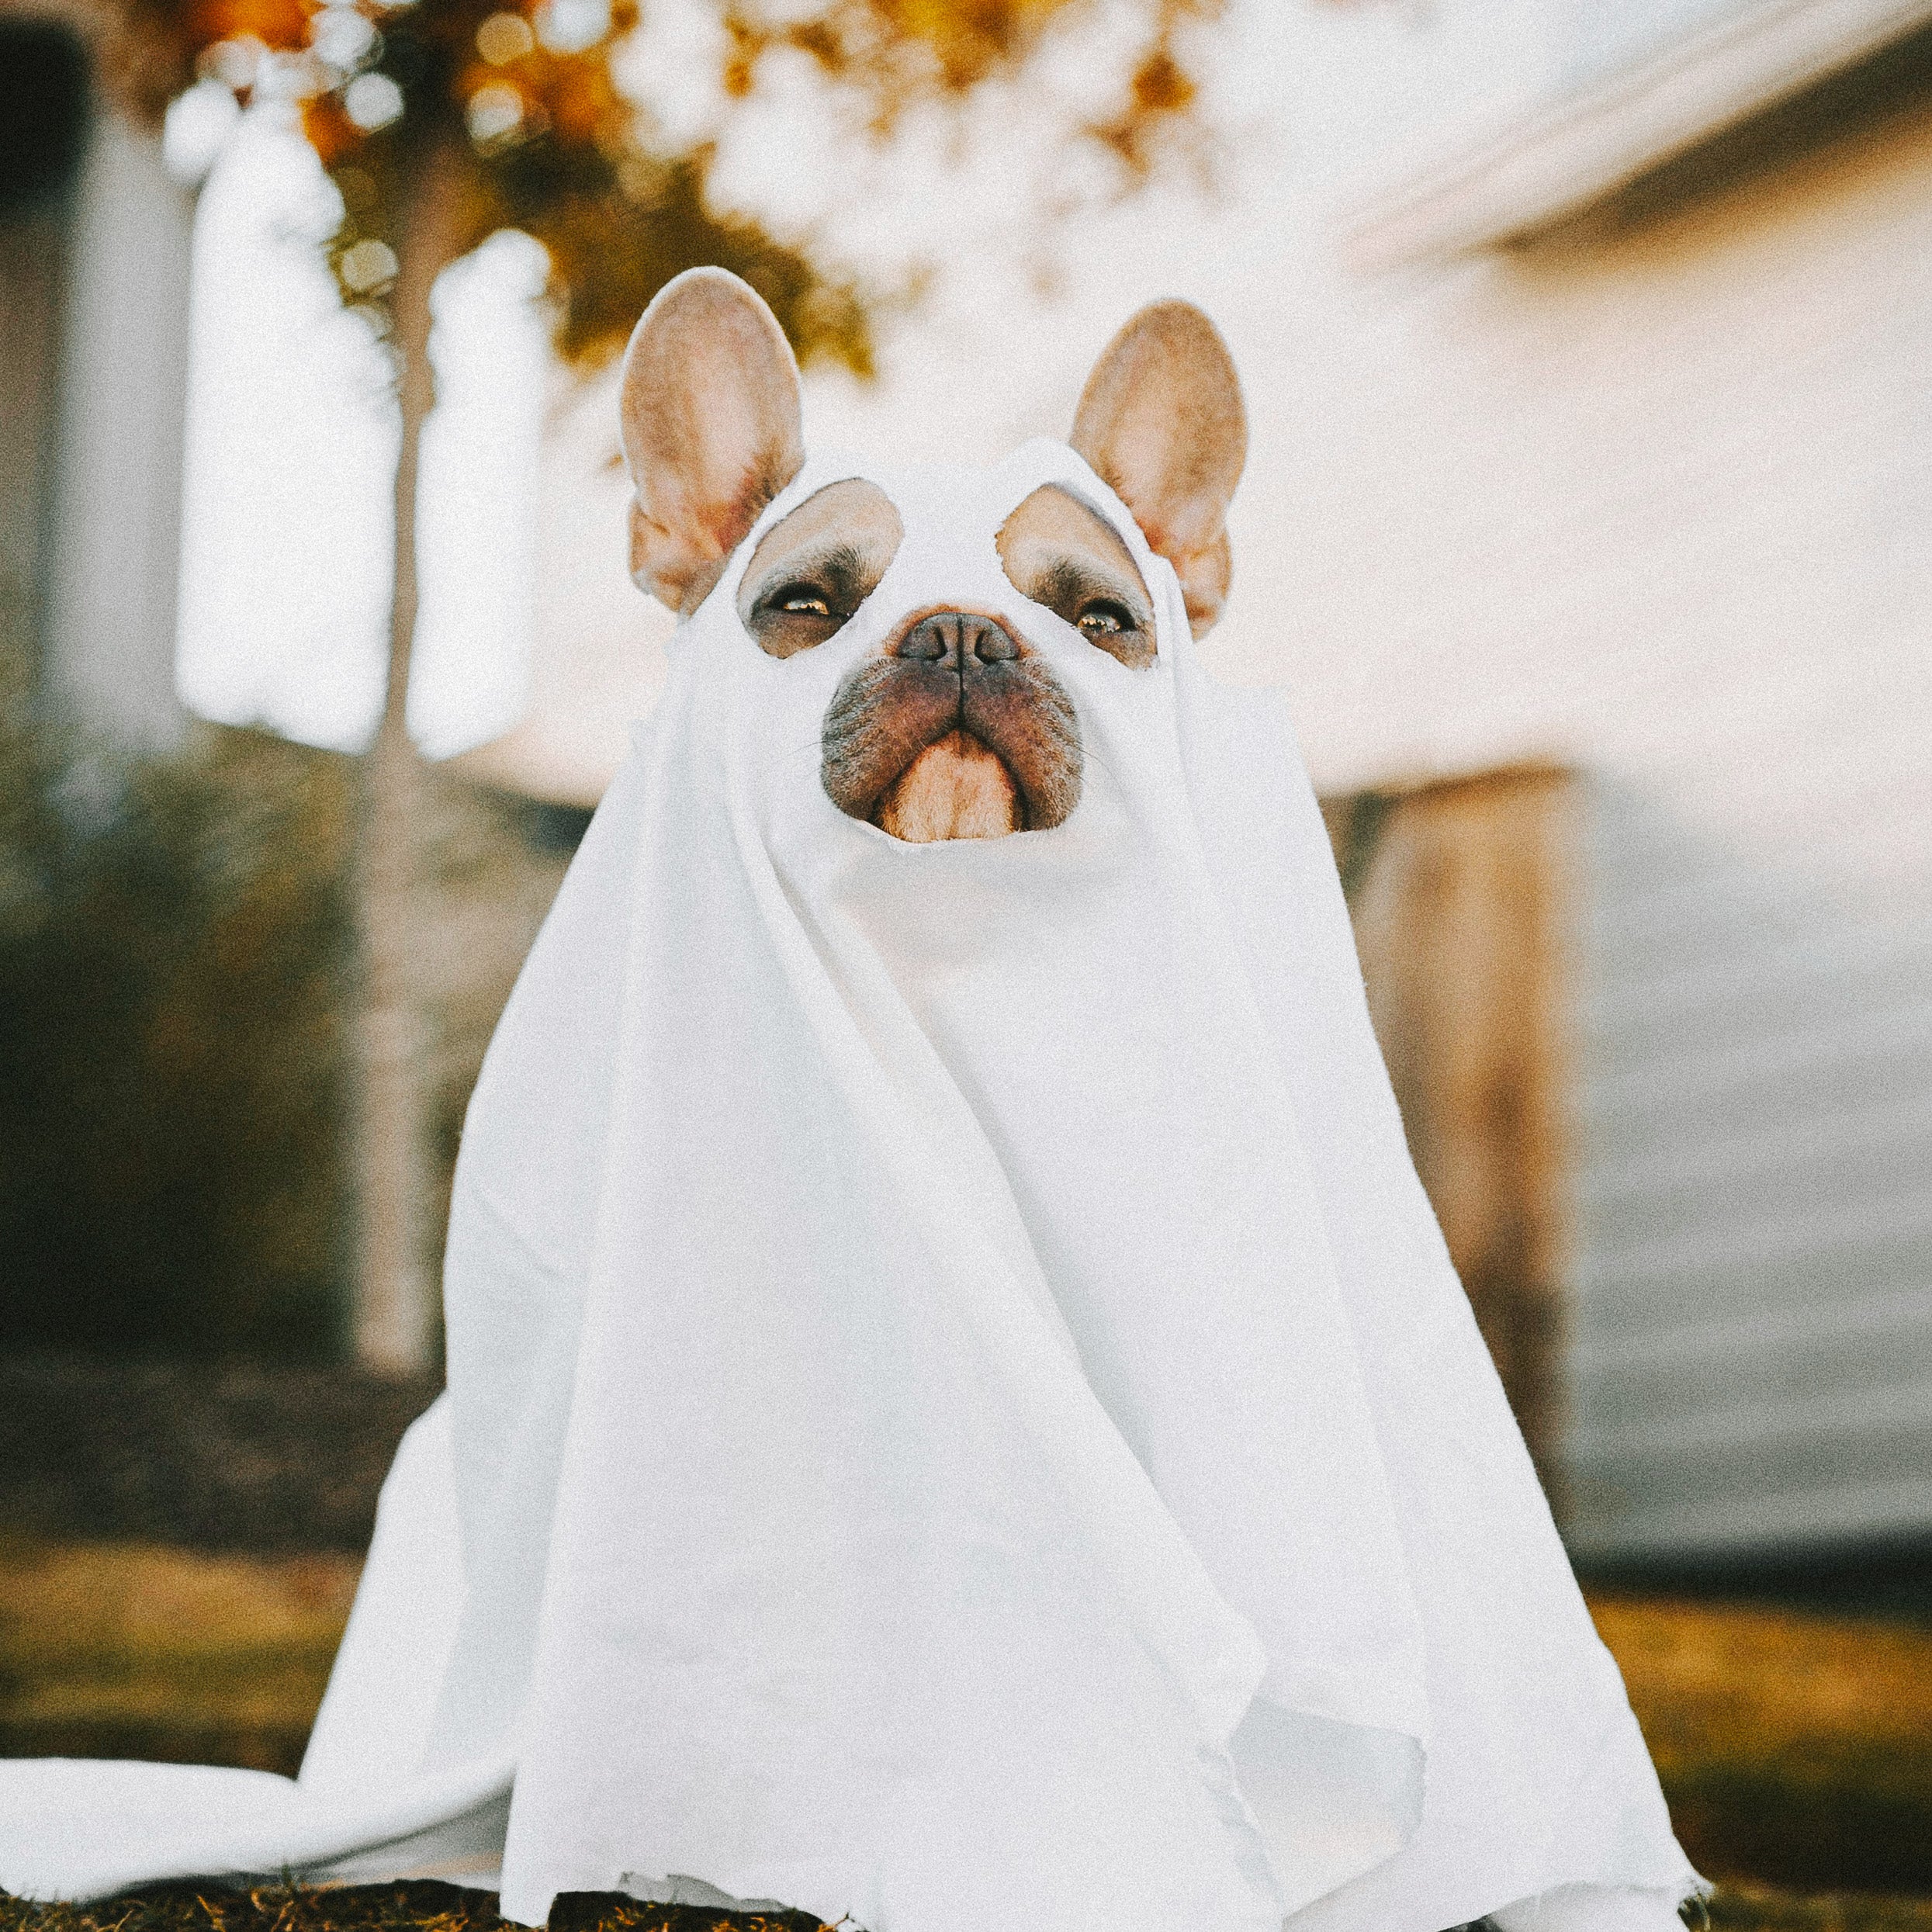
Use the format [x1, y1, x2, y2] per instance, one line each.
[1, 1876, 1929, 1932]
[0, 1885, 827, 1932]
[0, 1358, 438, 1558]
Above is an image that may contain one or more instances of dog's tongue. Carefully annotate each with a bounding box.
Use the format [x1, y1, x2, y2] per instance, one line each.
[874, 730, 1021, 843]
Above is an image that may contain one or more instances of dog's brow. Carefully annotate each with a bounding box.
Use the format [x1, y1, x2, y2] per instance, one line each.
[815, 540, 873, 586]
[752, 535, 881, 604]
[1034, 556, 1150, 621]
[996, 486, 1152, 618]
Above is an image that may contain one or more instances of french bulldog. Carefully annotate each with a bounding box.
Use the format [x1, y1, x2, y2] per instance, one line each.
[618, 267, 1246, 841]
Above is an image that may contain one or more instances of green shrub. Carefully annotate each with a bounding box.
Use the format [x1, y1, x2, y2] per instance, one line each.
[0, 641, 355, 1359]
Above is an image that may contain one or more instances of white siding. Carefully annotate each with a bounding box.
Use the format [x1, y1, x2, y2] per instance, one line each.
[1032, 8, 1932, 1560]
[1217, 61, 1932, 1559]
[1570, 777, 1932, 1555]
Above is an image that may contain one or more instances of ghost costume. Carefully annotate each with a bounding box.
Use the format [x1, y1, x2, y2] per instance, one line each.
[0, 441, 1697, 1932]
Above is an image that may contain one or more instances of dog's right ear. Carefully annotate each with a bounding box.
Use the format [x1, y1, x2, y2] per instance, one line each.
[1070, 301, 1246, 637]
[620, 268, 805, 615]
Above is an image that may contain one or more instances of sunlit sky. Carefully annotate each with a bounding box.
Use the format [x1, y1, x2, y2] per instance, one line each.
[174, 104, 551, 760]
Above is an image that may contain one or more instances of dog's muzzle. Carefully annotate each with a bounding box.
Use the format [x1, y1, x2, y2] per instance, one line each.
[821, 608, 1082, 840]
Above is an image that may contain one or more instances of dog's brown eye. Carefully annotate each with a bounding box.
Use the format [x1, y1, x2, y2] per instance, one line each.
[1077, 603, 1132, 639]
[770, 583, 837, 617]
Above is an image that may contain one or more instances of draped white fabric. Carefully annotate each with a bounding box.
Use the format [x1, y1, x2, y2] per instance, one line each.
[0, 442, 1697, 1932]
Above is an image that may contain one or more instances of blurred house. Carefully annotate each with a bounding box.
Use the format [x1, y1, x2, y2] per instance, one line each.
[9, 0, 1927, 1570]
[1231, 0, 1932, 1570]
[0, 9, 192, 746]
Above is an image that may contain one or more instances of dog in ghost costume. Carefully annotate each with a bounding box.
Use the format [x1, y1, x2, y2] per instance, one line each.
[0, 270, 1699, 1932]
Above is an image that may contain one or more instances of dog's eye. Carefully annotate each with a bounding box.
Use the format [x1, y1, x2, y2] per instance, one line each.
[744, 571, 859, 659]
[1076, 602, 1133, 639]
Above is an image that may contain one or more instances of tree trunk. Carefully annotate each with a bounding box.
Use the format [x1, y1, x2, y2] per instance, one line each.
[352, 117, 464, 1374]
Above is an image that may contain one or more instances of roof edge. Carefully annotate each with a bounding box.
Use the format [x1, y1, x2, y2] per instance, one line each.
[1339, 0, 1932, 270]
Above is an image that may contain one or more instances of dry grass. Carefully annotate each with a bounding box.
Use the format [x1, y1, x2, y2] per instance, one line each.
[3, 1544, 1931, 1922]
[1591, 1593, 1932, 1892]
[1705, 1889, 1932, 1932]
[0, 1540, 358, 1774]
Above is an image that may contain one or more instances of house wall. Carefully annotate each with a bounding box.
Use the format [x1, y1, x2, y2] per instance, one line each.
[1218, 26, 1932, 1561]
[1333, 769, 1576, 1508]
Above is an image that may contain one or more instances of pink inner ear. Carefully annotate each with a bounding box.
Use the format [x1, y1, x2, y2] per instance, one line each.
[619, 270, 805, 611]
[1069, 301, 1245, 597]
[1102, 412, 1236, 563]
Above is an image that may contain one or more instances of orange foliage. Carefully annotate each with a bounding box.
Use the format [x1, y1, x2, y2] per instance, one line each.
[184, 0, 311, 53]
[85, 0, 1218, 369]
[299, 89, 359, 169]
[720, 0, 1220, 169]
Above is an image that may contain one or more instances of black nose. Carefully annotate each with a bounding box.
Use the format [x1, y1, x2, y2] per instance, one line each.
[895, 611, 1020, 667]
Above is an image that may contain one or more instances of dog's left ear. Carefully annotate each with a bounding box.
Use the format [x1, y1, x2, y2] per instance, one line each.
[620, 267, 806, 615]
[1070, 301, 1245, 636]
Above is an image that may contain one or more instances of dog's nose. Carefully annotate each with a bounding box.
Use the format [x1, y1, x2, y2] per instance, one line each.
[896, 611, 1019, 667]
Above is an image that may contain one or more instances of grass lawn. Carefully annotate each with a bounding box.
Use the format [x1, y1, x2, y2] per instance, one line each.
[1589, 1594, 1932, 1892]
[2, 1542, 1930, 1930]
[0, 1540, 356, 1774]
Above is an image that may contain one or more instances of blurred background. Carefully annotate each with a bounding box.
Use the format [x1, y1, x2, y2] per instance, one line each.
[1, 0, 1930, 1922]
